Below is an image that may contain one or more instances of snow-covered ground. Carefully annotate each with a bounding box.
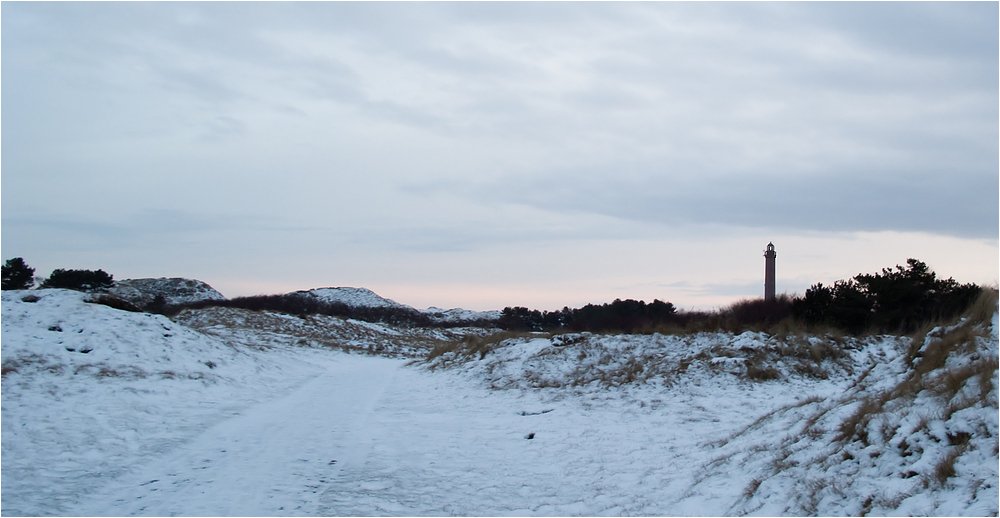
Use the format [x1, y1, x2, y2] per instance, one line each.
[2, 289, 996, 516]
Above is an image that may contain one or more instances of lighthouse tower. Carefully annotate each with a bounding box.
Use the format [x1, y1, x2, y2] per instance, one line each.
[764, 242, 776, 301]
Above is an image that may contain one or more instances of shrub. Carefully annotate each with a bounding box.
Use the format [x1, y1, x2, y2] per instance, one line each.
[2, 257, 35, 290]
[792, 259, 982, 335]
[40, 268, 114, 291]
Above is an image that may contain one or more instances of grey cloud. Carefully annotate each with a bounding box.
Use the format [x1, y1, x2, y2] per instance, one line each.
[470, 163, 998, 239]
[200, 116, 247, 141]
[662, 279, 765, 300]
[3, 2, 995, 255]
[4, 210, 231, 245]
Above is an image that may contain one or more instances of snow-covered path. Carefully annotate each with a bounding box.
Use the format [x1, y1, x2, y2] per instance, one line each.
[67, 354, 403, 516]
[315, 365, 783, 517]
[63, 350, 775, 517]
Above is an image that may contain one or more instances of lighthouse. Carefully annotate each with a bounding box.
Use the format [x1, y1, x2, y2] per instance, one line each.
[764, 242, 776, 301]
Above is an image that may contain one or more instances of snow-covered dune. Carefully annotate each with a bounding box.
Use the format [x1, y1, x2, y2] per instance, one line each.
[298, 287, 410, 309]
[422, 306, 502, 324]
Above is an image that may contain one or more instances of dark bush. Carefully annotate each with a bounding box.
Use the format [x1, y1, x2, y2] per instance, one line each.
[2, 257, 35, 290]
[40, 269, 114, 292]
[792, 259, 981, 335]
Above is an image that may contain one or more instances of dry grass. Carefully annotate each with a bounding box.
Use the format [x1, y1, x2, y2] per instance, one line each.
[910, 323, 988, 377]
[426, 331, 544, 362]
[930, 445, 967, 487]
[2, 354, 58, 378]
[962, 285, 999, 327]
[835, 395, 886, 445]
[742, 477, 763, 499]
[87, 294, 143, 313]
[68, 364, 149, 379]
[1, 360, 20, 377]
[746, 361, 781, 381]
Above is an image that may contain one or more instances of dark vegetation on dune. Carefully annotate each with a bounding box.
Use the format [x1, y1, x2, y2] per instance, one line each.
[2, 257, 989, 336]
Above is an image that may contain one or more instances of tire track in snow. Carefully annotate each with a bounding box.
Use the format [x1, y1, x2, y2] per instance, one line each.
[67, 354, 404, 516]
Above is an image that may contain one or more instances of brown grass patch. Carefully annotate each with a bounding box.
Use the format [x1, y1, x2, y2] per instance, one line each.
[930, 445, 966, 486]
[1, 360, 20, 377]
[87, 294, 143, 313]
[426, 331, 543, 362]
[962, 285, 999, 327]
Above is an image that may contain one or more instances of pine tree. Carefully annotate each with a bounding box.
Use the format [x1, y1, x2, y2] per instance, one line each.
[2, 257, 35, 290]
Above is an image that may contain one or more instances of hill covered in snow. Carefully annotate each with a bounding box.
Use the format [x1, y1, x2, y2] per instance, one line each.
[2, 287, 996, 516]
[109, 277, 227, 309]
[292, 286, 501, 325]
[298, 287, 410, 309]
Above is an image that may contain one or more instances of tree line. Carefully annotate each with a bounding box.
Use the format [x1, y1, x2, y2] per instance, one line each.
[498, 298, 678, 333]
[497, 259, 984, 335]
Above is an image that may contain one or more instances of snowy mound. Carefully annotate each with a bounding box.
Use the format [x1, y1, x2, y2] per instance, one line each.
[421, 307, 502, 324]
[108, 277, 226, 308]
[298, 287, 411, 309]
[3, 289, 233, 378]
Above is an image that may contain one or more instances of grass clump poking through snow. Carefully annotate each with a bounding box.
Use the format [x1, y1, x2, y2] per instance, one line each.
[425, 331, 546, 366]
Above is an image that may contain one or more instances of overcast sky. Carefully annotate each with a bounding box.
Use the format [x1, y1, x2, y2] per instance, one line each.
[3, 2, 997, 311]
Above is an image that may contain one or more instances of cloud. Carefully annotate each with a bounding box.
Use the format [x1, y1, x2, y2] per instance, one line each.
[2, 2, 995, 309]
[465, 162, 998, 239]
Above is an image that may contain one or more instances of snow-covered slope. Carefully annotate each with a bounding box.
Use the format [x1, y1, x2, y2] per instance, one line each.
[297, 286, 501, 325]
[173, 305, 490, 358]
[298, 287, 410, 309]
[421, 306, 502, 324]
[108, 277, 226, 308]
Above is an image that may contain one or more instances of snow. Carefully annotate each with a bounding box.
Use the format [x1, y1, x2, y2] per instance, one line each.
[109, 277, 227, 307]
[422, 306, 502, 324]
[299, 287, 410, 309]
[3, 289, 997, 516]
[299, 287, 501, 324]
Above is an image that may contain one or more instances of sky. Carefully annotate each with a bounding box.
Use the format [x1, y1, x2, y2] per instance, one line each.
[2, 2, 997, 311]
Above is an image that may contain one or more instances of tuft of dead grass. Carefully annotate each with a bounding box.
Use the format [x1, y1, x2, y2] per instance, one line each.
[87, 294, 143, 313]
[426, 331, 543, 362]
[1, 360, 20, 377]
[746, 361, 781, 381]
[930, 445, 967, 487]
[962, 285, 999, 328]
